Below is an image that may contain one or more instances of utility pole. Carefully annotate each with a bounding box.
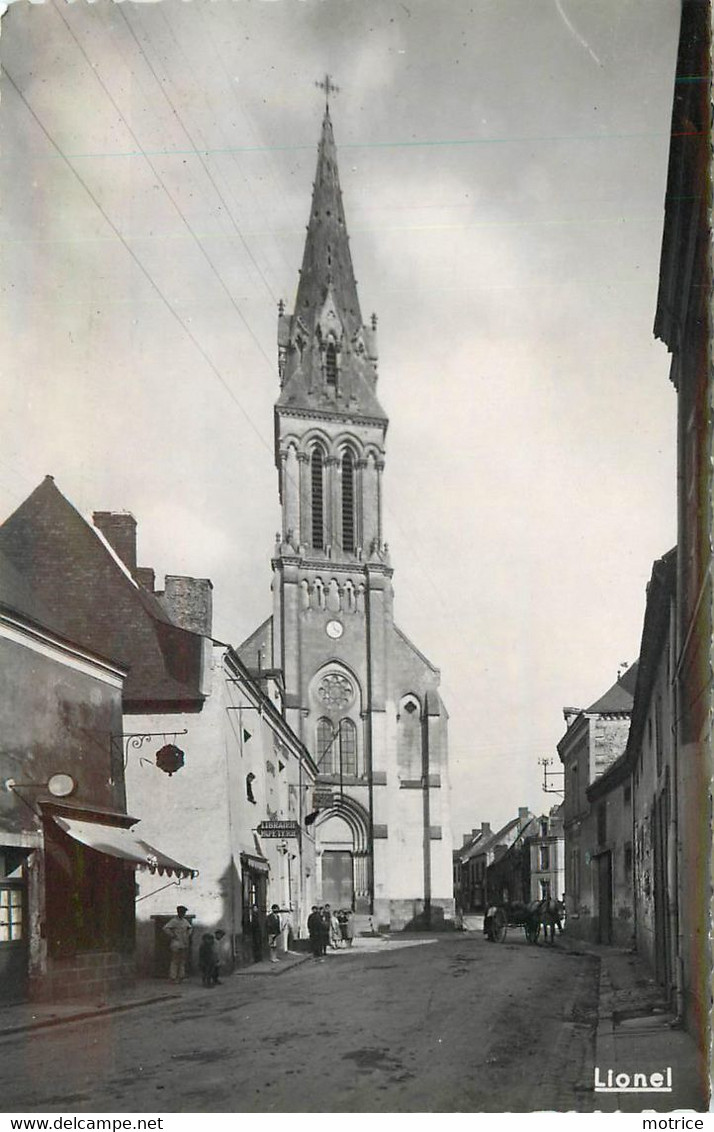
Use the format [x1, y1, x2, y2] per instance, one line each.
[539, 757, 564, 796]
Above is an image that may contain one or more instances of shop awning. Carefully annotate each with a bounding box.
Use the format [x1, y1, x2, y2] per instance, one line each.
[52, 816, 197, 879]
[240, 851, 270, 874]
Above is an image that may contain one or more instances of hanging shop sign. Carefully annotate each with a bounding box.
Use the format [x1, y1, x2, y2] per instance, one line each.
[257, 820, 301, 839]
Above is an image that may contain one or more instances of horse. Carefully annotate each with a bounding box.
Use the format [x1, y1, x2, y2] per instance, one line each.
[528, 897, 565, 944]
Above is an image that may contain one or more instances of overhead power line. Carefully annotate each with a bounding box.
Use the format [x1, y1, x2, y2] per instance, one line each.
[4, 68, 274, 460]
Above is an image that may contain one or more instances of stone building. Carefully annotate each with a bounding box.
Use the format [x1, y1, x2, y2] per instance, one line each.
[453, 822, 491, 912]
[482, 807, 564, 909]
[527, 807, 565, 903]
[239, 102, 453, 930]
[0, 544, 191, 1003]
[454, 810, 532, 911]
[557, 665, 638, 943]
[626, 550, 677, 993]
[0, 478, 316, 977]
[583, 753, 636, 949]
[577, 550, 678, 972]
[653, 0, 711, 1047]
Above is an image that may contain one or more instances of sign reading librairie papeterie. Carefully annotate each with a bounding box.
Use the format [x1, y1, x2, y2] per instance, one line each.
[257, 820, 300, 838]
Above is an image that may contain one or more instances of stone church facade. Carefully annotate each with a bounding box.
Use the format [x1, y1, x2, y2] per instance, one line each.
[239, 102, 453, 930]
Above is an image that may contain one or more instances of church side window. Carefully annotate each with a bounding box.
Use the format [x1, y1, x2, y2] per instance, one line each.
[316, 717, 334, 774]
[339, 718, 357, 776]
[325, 342, 338, 388]
[315, 717, 358, 777]
[341, 451, 355, 553]
[311, 449, 324, 549]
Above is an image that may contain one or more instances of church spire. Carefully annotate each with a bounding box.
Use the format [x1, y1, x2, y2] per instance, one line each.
[294, 105, 363, 341]
[277, 92, 386, 423]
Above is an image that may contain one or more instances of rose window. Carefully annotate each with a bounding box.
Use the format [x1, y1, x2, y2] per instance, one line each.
[317, 672, 354, 710]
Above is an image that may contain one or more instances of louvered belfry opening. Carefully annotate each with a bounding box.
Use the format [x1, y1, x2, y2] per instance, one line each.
[341, 450, 355, 552]
[325, 342, 338, 387]
[311, 448, 324, 549]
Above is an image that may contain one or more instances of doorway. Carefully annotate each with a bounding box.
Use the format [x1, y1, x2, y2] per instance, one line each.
[652, 788, 671, 990]
[322, 851, 353, 909]
[597, 852, 612, 944]
[0, 882, 28, 1004]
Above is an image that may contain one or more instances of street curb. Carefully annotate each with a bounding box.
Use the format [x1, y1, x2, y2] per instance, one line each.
[0, 954, 314, 1033]
[0, 993, 180, 1039]
[234, 953, 312, 977]
[593, 962, 619, 1112]
[536, 948, 601, 1110]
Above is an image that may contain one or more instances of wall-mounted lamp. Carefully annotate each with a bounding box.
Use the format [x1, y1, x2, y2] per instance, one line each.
[5, 773, 76, 798]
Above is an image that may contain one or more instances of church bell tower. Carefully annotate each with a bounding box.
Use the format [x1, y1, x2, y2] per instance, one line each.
[241, 85, 453, 928]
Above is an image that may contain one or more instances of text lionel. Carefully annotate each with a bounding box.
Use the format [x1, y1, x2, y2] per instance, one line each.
[594, 1067, 673, 1093]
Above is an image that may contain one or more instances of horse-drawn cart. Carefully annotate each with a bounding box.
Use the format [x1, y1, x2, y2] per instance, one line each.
[483, 902, 540, 943]
[484, 898, 565, 944]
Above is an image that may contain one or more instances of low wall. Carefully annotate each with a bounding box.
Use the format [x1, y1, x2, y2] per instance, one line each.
[31, 951, 135, 1002]
[374, 898, 455, 932]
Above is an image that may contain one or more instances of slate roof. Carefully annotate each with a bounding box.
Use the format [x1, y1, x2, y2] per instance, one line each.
[458, 814, 532, 864]
[277, 108, 388, 424]
[586, 661, 639, 714]
[0, 477, 205, 708]
[0, 547, 65, 639]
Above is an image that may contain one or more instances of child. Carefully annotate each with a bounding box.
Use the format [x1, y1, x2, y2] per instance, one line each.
[198, 932, 219, 987]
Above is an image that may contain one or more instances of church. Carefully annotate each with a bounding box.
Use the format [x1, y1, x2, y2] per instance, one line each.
[239, 94, 454, 931]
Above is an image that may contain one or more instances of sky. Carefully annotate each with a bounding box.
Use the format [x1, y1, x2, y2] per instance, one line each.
[0, 0, 681, 841]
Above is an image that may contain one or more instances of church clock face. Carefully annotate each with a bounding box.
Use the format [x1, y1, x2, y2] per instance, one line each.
[325, 619, 343, 640]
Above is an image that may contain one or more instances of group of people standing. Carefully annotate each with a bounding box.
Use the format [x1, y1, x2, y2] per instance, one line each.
[307, 904, 354, 957]
[163, 901, 356, 982]
[163, 905, 227, 986]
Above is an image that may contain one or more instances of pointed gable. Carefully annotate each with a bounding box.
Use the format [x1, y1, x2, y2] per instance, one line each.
[0, 477, 205, 707]
[277, 108, 387, 424]
[586, 662, 639, 715]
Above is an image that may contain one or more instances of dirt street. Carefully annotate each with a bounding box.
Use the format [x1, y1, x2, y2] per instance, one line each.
[2, 934, 599, 1113]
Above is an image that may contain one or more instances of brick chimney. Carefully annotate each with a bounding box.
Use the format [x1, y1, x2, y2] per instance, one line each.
[481, 821, 491, 836]
[563, 706, 582, 728]
[93, 512, 137, 574]
[518, 806, 530, 825]
[135, 567, 155, 593]
[462, 833, 472, 847]
[160, 575, 213, 637]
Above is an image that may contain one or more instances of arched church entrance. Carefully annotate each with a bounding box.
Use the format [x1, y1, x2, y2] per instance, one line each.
[315, 796, 371, 913]
[319, 815, 353, 908]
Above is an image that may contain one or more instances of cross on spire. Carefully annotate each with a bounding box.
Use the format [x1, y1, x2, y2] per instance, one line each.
[315, 74, 340, 110]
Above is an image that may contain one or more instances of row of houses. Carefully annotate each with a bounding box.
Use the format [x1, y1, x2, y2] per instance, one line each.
[559, 0, 710, 1057]
[0, 476, 320, 1003]
[457, 4, 709, 1065]
[453, 805, 565, 914]
[558, 544, 704, 1034]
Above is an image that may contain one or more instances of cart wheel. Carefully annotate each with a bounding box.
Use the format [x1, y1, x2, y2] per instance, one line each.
[491, 908, 507, 943]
